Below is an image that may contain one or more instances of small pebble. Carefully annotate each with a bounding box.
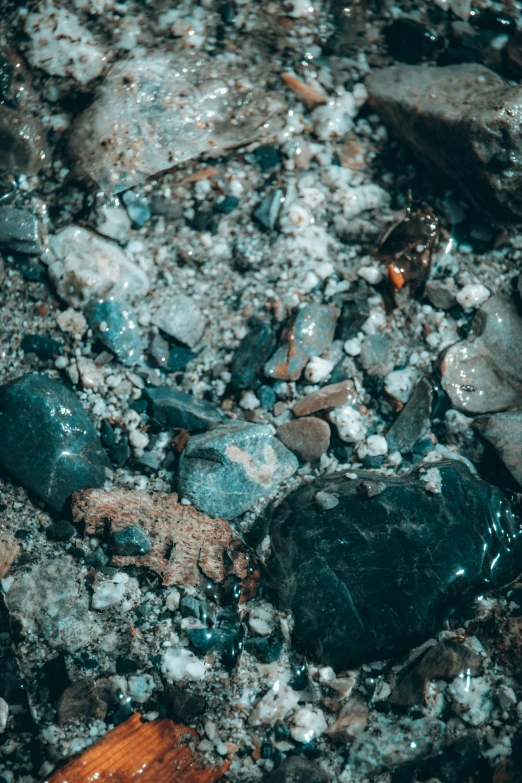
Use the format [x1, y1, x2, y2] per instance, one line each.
[112, 526, 152, 556]
[456, 283, 490, 309]
[277, 417, 331, 463]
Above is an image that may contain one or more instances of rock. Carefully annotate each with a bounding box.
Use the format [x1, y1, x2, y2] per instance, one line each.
[6, 557, 97, 652]
[254, 189, 284, 230]
[0, 207, 43, 255]
[293, 380, 356, 417]
[248, 681, 300, 726]
[185, 610, 244, 669]
[166, 346, 197, 372]
[0, 533, 20, 578]
[161, 648, 206, 682]
[277, 417, 330, 462]
[24, 3, 106, 85]
[290, 707, 327, 743]
[46, 521, 76, 542]
[425, 280, 456, 310]
[383, 18, 438, 64]
[266, 756, 329, 783]
[87, 298, 141, 365]
[385, 367, 418, 405]
[473, 411, 522, 485]
[165, 683, 206, 723]
[329, 405, 367, 443]
[265, 304, 339, 381]
[57, 679, 107, 726]
[366, 63, 522, 223]
[112, 526, 152, 556]
[327, 697, 369, 743]
[0, 374, 110, 511]
[0, 105, 45, 175]
[74, 487, 250, 586]
[231, 319, 277, 389]
[336, 295, 370, 341]
[390, 639, 482, 707]
[152, 295, 206, 348]
[46, 226, 149, 309]
[386, 377, 434, 454]
[21, 334, 62, 360]
[121, 190, 151, 228]
[69, 53, 270, 194]
[268, 460, 522, 668]
[143, 386, 225, 431]
[442, 295, 522, 413]
[349, 715, 450, 776]
[179, 422, 298, 518]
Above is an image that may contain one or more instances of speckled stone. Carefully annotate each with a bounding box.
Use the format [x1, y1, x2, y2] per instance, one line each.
[0, 206, 43, 255]
[87, 298, 141, 366]
[264, 304, 339, 381]
[293, 380, 356, 417]
[268, 460, 522, 668]
[178, 422, 298, 518]
[277, 417, 331, 462]
[442, 295, 522, 414]
[143, 386, 225, 431]
[152, 295, 206, 348]
[0, 374, 110, 511]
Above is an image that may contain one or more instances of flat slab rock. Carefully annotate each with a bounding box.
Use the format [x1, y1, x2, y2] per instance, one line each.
[74, 488, 250, 587]
[179, 422, 298, 518]
[268, 460, 522, 668]
[0, 374, 110, 511]
[366, 63, 522, 223]
[442, 294, 522, 414]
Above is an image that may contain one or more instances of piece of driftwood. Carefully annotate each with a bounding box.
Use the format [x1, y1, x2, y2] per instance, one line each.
[73, 488, 250, 586]
[42, 712, 229, 783]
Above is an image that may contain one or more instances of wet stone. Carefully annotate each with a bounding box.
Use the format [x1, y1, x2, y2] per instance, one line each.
[0, 374, 110, 511]
[88, 298, 141, 366]
[21, 335, 62, 360]
[473, 411, 522, 487]
[0, 206, 43, 255]
[384, 18, 438, 64]
[231, 318, 277, 389]
[152, 295, 206, 348]
[294, 380, 356, 417]
[264, 304, 339, 381]
[112, 526, 152, 557]
[268, 460, 522, 669]
[165, 683, 206, 723]
[277, 417, 331, 463]
[442, 294, 522, 414]
[254, 189, 284, 231]
[121, 190, 151, 228]
[143, 386, 225, 431]
[179, 421, 298, 518]
[366, 63, 522, 223]
[335, 296, 370, 341]
[0, 105, 44, 175]
[185, 610, 243, 669]
[386, 376, 434, 454]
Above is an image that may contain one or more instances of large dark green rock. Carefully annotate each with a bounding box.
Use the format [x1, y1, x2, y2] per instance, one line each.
[268, 461, 522, 669]
[0, 374, 110, 511]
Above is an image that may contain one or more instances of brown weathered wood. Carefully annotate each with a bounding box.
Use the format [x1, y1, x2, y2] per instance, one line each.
[41, 712, 229, 783]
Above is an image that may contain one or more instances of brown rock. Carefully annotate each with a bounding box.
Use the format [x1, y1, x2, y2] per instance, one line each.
[293, 380, 356, 417]
[57, 679, 108, 726]
[165, 683, 206, 723]
[327, 697, 368, 743]
[0, 533, 20, 578]
[73, 488, 250, 587]
[389, 639, 482, 707]
[277, 417, 331, 462]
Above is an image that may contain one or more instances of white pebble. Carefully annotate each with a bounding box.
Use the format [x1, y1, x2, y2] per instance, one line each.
[92, 576, 127, 610]
[330, 405, 367, 443]
[161, 648, 206, 682]
[0, 697, 8, 733]
[456, 283, 490, 309]
[384, 368, 418, 404]
[248, 605, 275, 637]
[248, 681, 300, 726]
[366, 434, 388, 456]
[56, 307, 87, 336]
[129, 429, 149, 450]
[77, 357, 104, 390]
[305, 356, 335, 383]
[290, 707, 327, 743]
[165, 589, 181, 611]
[358, 265, 383, 285]
[344, 337, 361, 356]
[240, 390, 260, 410]
[128, 674, 155, 704]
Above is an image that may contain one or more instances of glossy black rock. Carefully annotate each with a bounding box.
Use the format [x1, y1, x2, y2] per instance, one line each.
[268, 461, 522, 668]
[0, 374, 110, 511]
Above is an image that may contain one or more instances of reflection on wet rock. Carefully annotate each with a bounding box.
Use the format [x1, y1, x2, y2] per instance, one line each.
[269, 461, 522, 669]
[0, 374, 110, 511]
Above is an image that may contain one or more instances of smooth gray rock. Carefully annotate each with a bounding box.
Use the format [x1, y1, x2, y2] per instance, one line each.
[143, 386, 225, 431]
[0, 374, 110, 511]
[152, 294, 206, 348]
[473, 410, 522, 486]
[442, 295, 522, 414]
[178, 422, 298, 518]
[0, 206, 43, 255]
[366, 63, 522, 223]
[264, 304, 339, 381]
